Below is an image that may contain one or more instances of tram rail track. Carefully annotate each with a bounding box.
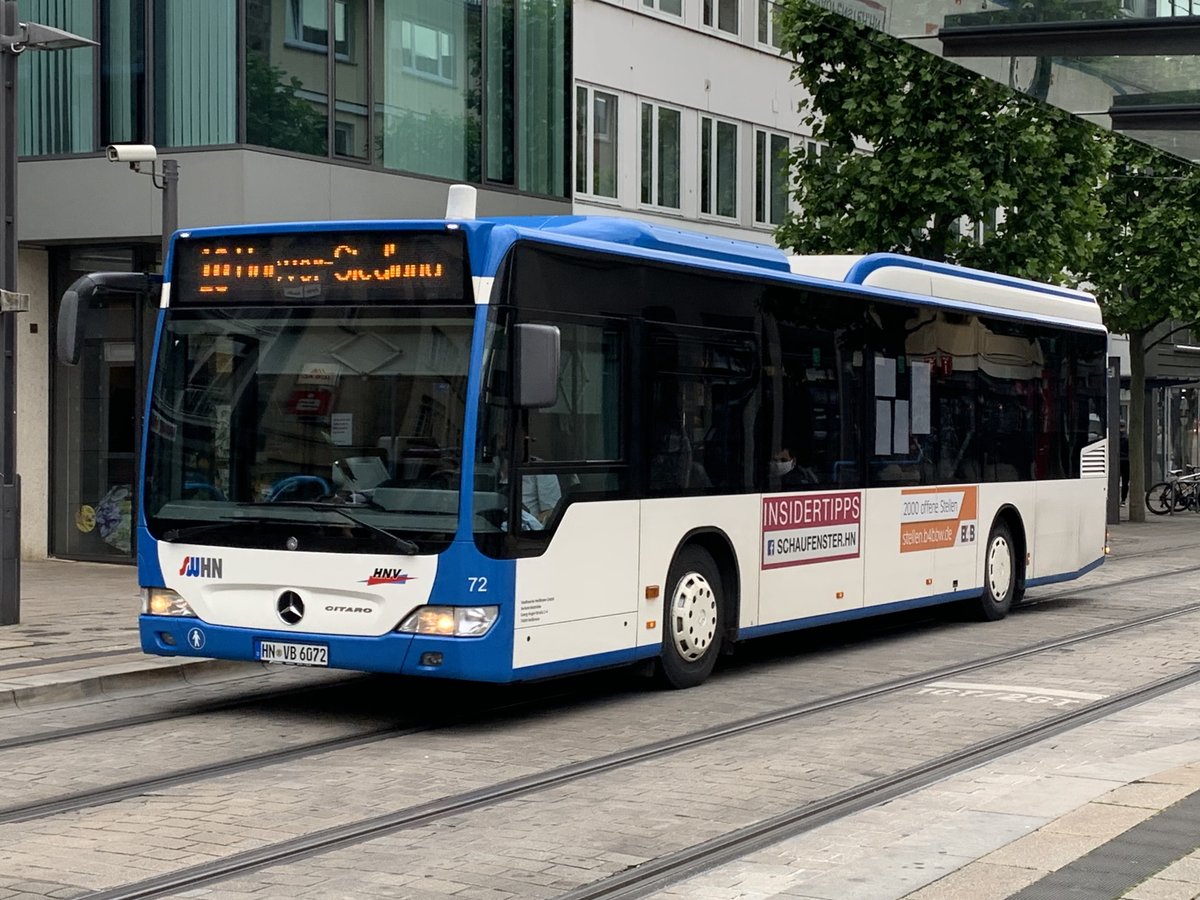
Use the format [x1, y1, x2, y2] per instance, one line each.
[2, 559, 1198, 830]
[0, 676, 371, 753]
[3, 553, 1193, 760]
[560, 666, 1200, 900]
[68, 591, 1200, 900]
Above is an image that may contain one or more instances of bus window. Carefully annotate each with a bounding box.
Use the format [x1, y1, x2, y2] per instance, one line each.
[644, 329, 758, 496]
[474, 313, 628, 553]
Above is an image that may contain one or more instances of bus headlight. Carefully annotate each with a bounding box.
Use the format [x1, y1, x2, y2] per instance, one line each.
[398, 606, 498, 637]
[141, 587, 197, 617]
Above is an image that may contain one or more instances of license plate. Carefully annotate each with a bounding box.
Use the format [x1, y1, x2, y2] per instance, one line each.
[258, 640, 328, 667]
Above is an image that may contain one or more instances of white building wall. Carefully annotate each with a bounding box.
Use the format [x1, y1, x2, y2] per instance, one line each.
[574, 0, 810, 244]
[17, 247, 48, 560]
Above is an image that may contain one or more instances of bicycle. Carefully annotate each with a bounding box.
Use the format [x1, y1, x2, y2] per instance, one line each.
[1146, 466, 1200, 515]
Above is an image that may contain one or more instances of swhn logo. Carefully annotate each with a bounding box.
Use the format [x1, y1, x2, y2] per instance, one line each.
[179, 556, 223, 579]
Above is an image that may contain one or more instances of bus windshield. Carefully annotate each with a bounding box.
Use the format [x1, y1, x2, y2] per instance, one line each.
[144, 305, 474, 552]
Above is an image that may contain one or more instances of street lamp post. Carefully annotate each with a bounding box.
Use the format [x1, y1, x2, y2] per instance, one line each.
[0, 2, 96, 625]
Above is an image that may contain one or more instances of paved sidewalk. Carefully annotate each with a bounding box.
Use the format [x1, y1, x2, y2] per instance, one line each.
[0, 559, 266, 711]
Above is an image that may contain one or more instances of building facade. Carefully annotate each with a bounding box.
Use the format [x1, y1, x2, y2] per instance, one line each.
[17, 0, 576, 563]
[572, 0, 810, 241]
[18, 0, 821, 564]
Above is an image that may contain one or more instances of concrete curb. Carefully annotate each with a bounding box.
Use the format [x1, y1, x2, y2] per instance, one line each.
[0, 657, 270, 712]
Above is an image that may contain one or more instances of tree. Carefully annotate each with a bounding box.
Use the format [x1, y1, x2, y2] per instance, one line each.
[774, 0, 1110, 286]
[1087, 142, 1200, 522]
[776, 1, 1200, 522]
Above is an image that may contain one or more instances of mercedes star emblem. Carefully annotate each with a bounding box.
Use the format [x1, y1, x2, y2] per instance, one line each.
[276, 591, 305, 625]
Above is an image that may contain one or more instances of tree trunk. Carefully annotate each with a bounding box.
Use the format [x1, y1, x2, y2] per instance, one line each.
[1128, 327, 1147, 523]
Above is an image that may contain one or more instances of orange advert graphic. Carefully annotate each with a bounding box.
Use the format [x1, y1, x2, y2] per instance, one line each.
[899, 486, 978, 553]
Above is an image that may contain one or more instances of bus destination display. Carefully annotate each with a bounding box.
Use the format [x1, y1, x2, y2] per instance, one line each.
[172, 231, 469, 305]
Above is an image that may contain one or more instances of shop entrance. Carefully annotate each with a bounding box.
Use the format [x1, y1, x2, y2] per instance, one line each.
[51, 246, 158, 562]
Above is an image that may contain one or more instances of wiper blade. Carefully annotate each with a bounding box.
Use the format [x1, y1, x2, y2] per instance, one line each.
[253, 501, 419, 554]
[162, 515, 281, 543]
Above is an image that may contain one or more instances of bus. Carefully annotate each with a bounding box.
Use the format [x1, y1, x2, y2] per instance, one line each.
[58, 187, 1108, 689]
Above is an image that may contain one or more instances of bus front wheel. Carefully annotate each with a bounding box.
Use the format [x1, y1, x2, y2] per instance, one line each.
[658, 546, 723, 689]
[976, 520, 1016, 621]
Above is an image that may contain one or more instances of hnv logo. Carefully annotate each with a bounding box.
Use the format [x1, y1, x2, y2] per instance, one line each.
[361, 568, 414, 586]
[179, 556, 223, 579]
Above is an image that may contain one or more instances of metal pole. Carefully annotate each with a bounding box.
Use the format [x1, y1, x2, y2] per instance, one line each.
[0, 0, 20, 625]
[1107, 356, 1120, 525]
[161, 158, 178, 266]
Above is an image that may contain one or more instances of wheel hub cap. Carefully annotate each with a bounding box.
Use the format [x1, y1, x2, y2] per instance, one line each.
[988, 537, 1012, 599]
[670, 571, 717, 662]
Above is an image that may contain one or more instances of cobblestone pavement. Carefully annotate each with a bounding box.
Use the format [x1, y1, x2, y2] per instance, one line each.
[0, 514, 1199, 898]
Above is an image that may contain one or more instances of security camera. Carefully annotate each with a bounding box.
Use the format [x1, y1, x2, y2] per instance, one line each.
[106, 144, 158, 163]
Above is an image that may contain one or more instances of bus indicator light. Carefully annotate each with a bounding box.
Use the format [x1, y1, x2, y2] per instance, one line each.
[645, 585, 660, 600]
[646, 620, 656, 630]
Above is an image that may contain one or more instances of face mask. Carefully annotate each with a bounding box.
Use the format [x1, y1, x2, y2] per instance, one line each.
[769, 459, 795, 477]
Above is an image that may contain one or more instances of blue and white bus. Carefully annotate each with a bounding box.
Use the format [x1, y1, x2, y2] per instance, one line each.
[58, 188, 1108, 689]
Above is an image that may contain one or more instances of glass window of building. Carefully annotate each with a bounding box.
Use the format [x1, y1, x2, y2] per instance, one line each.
[51, 246, 159, 562]
[643, 0, 683, 16]
[755, 129, 789, 225]
[333, 0, 369, 159]
[375, 0, 481, 181]
[514, 0, 568, 196]
[287, 0, 350, 56]
[703, 0, 739, 34]
[18, 0, 95, 156]
[700, 116, 737, 218]
[18, 0, 566, 193]
[757, 0, 781, 47]
[486, 0, 515, 185]
[576, 86, 618, 199]
[101, 0, 146, 146]
[154, 0, 236, 148]
[640, 102, 681, 210]
[244, 0, 328, 156]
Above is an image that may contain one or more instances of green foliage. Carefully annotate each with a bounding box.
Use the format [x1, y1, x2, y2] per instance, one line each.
[245, 51, 328, 157]
[773, 1, 1109, 285]
[1088, 141, 1200, 336]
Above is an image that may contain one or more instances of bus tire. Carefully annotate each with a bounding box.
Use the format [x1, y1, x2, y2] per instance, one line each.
[657, 545, 723, 689]
[977, 520, 1016, 622]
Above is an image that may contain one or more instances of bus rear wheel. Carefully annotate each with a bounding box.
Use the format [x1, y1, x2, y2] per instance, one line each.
[658, 546, 723, 689]
[976, 520, 1016, 621]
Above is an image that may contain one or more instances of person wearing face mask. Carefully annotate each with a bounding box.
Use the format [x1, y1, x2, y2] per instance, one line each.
[770, 447, 817, 489]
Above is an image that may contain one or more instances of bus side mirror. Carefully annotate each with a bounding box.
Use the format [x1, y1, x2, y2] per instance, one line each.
[514, 323, 560, 408]
[57, 276, 92, 366]
[57, 272, 161, 365]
